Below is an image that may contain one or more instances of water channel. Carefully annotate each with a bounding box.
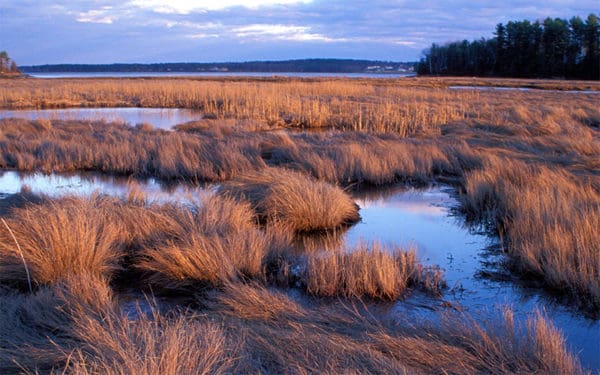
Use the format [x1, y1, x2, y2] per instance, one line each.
[0, 107, 203, 130]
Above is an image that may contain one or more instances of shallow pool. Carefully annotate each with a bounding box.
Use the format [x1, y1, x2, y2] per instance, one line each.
[0, 107, 202, 130]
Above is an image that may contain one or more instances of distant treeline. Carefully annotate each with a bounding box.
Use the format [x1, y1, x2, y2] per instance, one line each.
[20, 59, 415, 74]
[417, 14, 599, 80]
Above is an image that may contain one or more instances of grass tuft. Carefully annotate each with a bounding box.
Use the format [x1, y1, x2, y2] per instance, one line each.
[219, 167, 360, 232]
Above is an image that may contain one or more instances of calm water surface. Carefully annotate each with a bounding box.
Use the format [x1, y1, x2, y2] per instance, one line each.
[0, 107, 202, 130]
[449, 85, 600, 94]
[26, 72, 415, 79]
[0, 172, 597, 370]
[347, 185, 599, 370]
[0, 171, 214, 205]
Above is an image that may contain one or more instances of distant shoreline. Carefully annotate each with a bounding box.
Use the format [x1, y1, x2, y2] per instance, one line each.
[23, 72, 416, 79]
[19, 58, 416, 75]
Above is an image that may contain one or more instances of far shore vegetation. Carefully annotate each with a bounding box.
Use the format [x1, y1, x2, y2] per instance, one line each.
[418, 13, 599, 79]
[0, 51, 20, 77]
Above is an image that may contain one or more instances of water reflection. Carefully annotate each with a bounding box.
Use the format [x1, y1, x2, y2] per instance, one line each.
[0, 171, 214, 204]
[346, 185, 599, 370]
[0, 107, 202, 130]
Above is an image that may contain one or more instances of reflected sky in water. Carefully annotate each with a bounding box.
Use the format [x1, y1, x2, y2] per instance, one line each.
[347, 185, 599, 370]
[0, 171, 214, 205]
[0, 107, 202, 130]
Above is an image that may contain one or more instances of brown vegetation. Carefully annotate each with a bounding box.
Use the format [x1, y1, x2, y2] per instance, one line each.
[219, 167, 359, 232]
[462, 159, 600, 308]
[368, 307, 587, 375]
[1, 100, 596, 306]
[135, 196, 281, 290]
[303, 244, 443, 299]
[0, 76, 598, 372]
[2, 278, 586, 374]
[0, 192, 590, 373]
[0, 197, 124, 289]
[0, 118, 265, 181]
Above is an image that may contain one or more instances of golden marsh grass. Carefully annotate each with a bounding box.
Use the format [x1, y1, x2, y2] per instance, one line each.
[0, 76, 598, 372]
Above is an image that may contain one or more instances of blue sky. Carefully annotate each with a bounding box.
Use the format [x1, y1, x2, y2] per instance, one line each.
[1, 1, 597, 64]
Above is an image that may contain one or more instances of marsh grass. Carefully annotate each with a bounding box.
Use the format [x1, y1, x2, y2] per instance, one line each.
[0, 273, 114, 373]
[0, 196, 125, 289]
[67, 307, 236, 375]
[134, 196, 281, 290]
[0, 78, 473, 135]
[219, 167, 360, 232]
[203, 283, 587, 374]
[0, 118, 476, 186]
[0, 274, 236, 375]
[369, 307, 588, 375]
[0, 193, 589, 374]
[463, 158, 600, 309]
[0, 76, 598, 372]
[0, 118, 265, 181]
[304, 244, 419, 300]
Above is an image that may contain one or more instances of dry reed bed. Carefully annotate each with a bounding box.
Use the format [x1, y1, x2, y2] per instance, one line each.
[462, 158, 600, 309]
[0, 77, 514, 135]
[0, 118, 266, 181]
[304, 244, 444, 299]
[212, 284, 586, 374]
[0, 78, 599, 307]
[0, 275, 237, 374]
[0, 277, 587, 374]
[0, 194, 432, 300]
[0, 118, 477, 185]
[0, 193, 589, 373]
[1, 77, 598, 135]
[1, 103, 599, 307]
[218, 167, 359, 232]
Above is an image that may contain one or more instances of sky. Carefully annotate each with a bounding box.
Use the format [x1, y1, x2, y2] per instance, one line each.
[1, 0, 598, 65]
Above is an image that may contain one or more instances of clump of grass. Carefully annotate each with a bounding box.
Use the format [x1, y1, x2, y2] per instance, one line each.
[135, 196, 289, 290]
[205, 281, 307, 322]
[219, 167, 360, 232]
[303, 243, 441, 300]
[462, 157, 600, 309]
[0, 196, 125, 289]
[0, 273, 114, 373]
[68, 308, 236, 375]
[370, 307, 588, 375]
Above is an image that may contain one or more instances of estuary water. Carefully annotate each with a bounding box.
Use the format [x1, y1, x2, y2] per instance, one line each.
[0, 107, 202, 130]
[26, 72, 415, 79]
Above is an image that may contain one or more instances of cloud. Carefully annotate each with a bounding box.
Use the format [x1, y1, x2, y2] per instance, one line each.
[3, 0, 598, 64]
[76, 9, 116, 24]
[129, 0, 313, 14]
[232, 24, 339, 42]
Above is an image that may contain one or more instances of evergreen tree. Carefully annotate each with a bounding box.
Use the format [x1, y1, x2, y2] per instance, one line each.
[417, 13, 599, 79]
